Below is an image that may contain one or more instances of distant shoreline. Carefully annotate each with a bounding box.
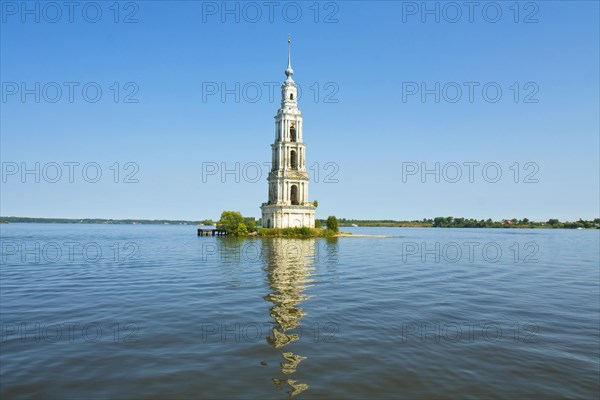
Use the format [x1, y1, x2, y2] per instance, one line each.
[1, 217, 598, 229]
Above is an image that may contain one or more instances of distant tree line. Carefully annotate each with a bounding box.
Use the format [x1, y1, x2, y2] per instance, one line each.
[0, 217, 201, 225]
[3, 216, 598, 230]
[333, 217, 600, 229]
[431, 217, 599, 229]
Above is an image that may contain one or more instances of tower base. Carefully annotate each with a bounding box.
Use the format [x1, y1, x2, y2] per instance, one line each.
[261, 204, 315, 228]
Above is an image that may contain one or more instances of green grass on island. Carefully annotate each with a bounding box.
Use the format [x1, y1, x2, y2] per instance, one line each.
[255, 227, 338, 238]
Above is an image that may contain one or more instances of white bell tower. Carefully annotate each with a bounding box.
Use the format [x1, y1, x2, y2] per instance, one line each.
[261, 35, 316, 229]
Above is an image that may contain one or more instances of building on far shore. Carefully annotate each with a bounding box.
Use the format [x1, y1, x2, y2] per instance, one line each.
[261, 36, 316, 229]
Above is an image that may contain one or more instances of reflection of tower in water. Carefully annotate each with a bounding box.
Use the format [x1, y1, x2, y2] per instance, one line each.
[263, 238, 316, 398]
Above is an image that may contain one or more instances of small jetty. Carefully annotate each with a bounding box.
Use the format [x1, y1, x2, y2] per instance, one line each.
[197, 228, 227, 236]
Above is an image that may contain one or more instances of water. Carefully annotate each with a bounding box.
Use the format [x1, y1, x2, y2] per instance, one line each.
[1, 224, 598, 399]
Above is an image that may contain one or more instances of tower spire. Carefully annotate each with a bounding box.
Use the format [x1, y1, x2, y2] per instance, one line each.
[285, 34, 294, 82]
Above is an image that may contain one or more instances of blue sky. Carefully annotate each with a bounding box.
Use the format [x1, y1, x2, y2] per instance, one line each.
[1, 1, 598, 221]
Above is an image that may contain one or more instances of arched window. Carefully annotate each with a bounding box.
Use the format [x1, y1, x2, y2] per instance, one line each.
[290, 126, 296, 142]
[290, 185, 299, 205]
[290, 93, 294, 100]
[290, 150, 297, 169]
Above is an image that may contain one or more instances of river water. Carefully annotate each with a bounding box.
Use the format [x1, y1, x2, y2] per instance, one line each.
[1, 224, 598, 398]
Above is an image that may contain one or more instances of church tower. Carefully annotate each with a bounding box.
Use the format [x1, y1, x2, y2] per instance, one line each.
[261, 36, 316, 229]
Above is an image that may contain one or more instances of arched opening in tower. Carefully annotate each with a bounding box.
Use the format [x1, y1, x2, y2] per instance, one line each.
[290, 126, 297, 142]
[290, 150, 297, 169]
[290, 185, 299, 205]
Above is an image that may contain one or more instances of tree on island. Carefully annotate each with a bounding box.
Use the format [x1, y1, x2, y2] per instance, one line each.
[236, 222, 249, 236]
[326, 216, 339, 233]
[217, 211, 247, 235]
[216, 211, 258, 235]
[244, 217, 256, 232]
